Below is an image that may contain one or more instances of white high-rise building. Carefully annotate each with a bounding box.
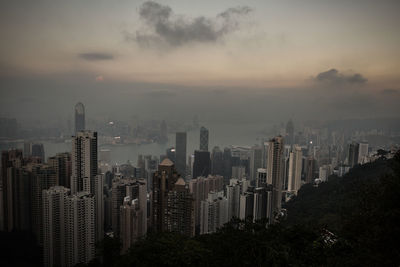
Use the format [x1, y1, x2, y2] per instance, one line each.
[226, 182, 241, 220]
[287, 146, 303, 194]
[200, 191, 228, 234]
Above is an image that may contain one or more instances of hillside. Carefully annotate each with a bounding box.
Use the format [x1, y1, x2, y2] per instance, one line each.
[85, 152, 400, 267]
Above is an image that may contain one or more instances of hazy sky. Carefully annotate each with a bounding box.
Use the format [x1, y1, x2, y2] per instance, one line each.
[1, 0, 399, 124]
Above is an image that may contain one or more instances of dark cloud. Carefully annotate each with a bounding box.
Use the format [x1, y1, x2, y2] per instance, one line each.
[315, 68, 367, 85]
[78, 52, 114, 61]
[126, 1, 252, 47]
[381, 88, 398, 94]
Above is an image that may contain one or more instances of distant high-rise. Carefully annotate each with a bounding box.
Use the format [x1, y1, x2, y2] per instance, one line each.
[256, 168, 267, 187]
[200, 126, 209, 151]
[71, 131, 97, 194]
[192, 150, 211, 179]
[348, 142, 360, 168]
[112, 178, 147, 238]
[287, 146, 303, 194]
[151, 158, 179, 233]
[120, 197, 145, 253]
[211, 146, 224, 176]
[29, 163, 57, 245]
[74, 102, 85, 134]
[305, 156, 316, 183]
[250, 146, 263, 183]
[222, 148, 232, 184]
[175, 132, 187, 177]
[189, 175, 224, 234]
[31, 143, 45, 163]
[266, 136, 284, 217]
[166, 177, 195, 237]
[226, 180, 241, 219]
[1, 149, 23, 231]
[48, 152, 72, 188]
[166, 147, 176, 163]
[358, 142, 369, 164]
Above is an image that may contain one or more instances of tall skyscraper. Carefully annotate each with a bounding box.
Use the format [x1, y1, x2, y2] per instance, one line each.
[31, 143, 45, 163]
[200, 126, 209, 151]
[29, 163, 57, 245]
[189, 175, 224, 234]
[192, 150, 211, 179]
[6, 166, 31, 231]
[223, 148, 232, 185]
[305, 156, 316, 183]
[287, 146, 303, 195]
[1, 149, 23, 231]
[74, 102, 85, 134]
[250, 146, 263, 183]
[120, 197, 146, 253]
[348, 142, 360, 168]
[48, 152, 72, 188]
[165, 177, 195, 237]
[42, 186, 70, 267]
[256, 168, 267, 187]
[43, 187, 95, 267]
[71, 131, 98, 194]
[175, 132, 187, 177]
[64, 192, 95, 267]
[111, 178, 147, 237]
[226, 181, 241, 220]
[152, 158, 179, 233]
[211, 146, 224, 176]
[266, 136, 284, 218]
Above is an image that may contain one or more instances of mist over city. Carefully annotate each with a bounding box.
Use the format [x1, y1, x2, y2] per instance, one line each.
[1, 1, 400, 267]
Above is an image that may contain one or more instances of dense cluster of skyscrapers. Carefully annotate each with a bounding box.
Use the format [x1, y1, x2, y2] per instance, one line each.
[0, 103, 382, 267]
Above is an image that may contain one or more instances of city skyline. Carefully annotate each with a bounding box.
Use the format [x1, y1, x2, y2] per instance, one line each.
[0, 1, 399, 266]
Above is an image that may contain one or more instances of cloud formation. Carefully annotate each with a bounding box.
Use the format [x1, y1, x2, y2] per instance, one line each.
[78, 52, 114, 61]
[126, 1, 252, 47]
[315, 68, 367, 85]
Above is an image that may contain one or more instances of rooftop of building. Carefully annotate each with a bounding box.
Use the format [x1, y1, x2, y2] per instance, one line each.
[160, 158, 174, 167]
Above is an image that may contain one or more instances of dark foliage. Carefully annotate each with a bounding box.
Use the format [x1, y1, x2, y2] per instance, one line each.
[0, 231, 42, 267]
